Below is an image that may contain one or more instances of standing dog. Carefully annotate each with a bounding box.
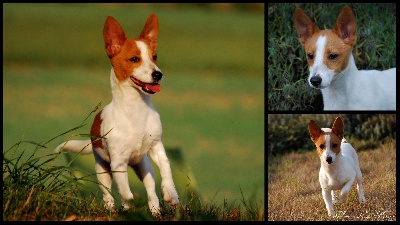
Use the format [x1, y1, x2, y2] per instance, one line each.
[308, 117, 366, 216]
[56, 14, 179, 215]
[294, 6, 396, 110]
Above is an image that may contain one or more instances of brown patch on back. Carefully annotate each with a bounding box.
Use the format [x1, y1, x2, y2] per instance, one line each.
[90, 110, 104, 149]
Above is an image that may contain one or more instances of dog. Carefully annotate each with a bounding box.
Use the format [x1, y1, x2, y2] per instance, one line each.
[308, 117, 366, 216]
[294, 6, 396, 110]
[55, 14, 179, 216]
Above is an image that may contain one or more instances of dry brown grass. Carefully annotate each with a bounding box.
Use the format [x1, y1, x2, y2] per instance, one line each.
[268, 139, 396, 221]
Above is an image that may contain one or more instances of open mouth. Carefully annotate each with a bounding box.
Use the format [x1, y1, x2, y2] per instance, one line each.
[130, 76, 160, 94]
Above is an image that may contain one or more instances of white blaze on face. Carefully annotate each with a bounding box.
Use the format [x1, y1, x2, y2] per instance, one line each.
[134, 41, 161, 83]
[314, 36, 327, 70]
[322, 134, 336, 163]
[308, 36, 335, 89]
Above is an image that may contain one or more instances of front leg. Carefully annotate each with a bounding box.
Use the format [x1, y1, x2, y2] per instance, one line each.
[322, 188, 335, 216]
[110, 156, 134, 210]
[149, 141, 179, 205]
[132, 155, 160, 215]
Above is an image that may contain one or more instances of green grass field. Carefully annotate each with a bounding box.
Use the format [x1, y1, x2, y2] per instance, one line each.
[3, 3, 264, 220]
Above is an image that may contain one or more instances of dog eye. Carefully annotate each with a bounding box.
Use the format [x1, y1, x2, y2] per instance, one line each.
[153, 55, 157, 61]
[129, 57, 140, 63]
[329, 54, 338, 60]
[333, 143, 337, 148]
[319, 144, 325, 149]
[307, 53, 314, 60]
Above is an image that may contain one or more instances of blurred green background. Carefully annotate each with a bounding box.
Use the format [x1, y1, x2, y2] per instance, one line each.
[3, 3, 264, 208]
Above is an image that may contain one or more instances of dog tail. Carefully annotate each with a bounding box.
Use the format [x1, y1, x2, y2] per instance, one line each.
[55, 140, 93, 155]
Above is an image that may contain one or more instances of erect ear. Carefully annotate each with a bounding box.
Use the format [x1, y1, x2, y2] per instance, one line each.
[308, 120, 323, 142]
[139, 13, 159, 50]
[294, 8, 320, 46]
[331, 117, 344, 140]
[332, 6, 357, 46]
[103, 16, 127, 58]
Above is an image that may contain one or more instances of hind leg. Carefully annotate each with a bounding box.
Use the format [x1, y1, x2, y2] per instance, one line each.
[356, 168, 366, 202]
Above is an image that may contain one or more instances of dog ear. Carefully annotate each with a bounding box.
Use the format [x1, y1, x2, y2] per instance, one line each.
[294, 8, 320, 46]
[103, 16, 127, 58]
[332, 6, 357, 46]
[331, 117, 344, 140]
[308, 120, 322, 142]
[139, 13, 159, 50]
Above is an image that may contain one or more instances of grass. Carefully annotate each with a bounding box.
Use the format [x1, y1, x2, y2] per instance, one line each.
[268, 3, 396, 110]
[3, 3, 264, 220]
[268, 139, 396, 221]
[3, 119, 264, 221]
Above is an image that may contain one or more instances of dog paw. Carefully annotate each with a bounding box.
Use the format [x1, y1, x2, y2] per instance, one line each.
[122, 202, 132, 211]
[149, 201, 161, 216]
[161, 182, 179, 206]
[146, 193, 160, 216]
[103, 195, 115, 212]
[121, 196, 135, 211]
[328, 211, 336, 217]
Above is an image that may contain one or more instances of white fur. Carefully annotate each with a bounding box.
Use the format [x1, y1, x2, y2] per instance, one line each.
[319, 137, 366, 216]
[308, 36, 335, 89]
[134, 41, 162, 83]
[313, 49, 396, 110]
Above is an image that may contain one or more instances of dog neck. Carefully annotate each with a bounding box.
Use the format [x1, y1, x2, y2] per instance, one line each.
[109, 68, 152, 110]
[320, 55, 359, 110]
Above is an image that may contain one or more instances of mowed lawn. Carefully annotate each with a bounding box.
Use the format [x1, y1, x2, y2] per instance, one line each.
[3, 4, 264, 208]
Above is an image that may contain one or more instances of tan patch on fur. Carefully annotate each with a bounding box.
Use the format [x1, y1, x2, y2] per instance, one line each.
[90, 110, 104, 149]
[323, 31, 353, 74]
[110, 39, 157, 82]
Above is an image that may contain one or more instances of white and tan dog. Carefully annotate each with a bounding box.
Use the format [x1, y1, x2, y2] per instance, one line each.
[308, 117, 366, 216]
[56, 14, 179, 216]
[295, 6, 396, 110]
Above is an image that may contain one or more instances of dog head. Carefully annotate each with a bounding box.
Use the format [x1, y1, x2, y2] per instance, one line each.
[103, 14, 162, 94]
[308, 117, 344, 164]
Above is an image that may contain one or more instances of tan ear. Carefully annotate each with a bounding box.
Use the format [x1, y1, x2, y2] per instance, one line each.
[139, 13, 159, 50]
[103, 16, 127, 58]
[294, 8, 319, 46]
[308, 120, 323, 142]
[332, 6, 357, 46]
[331, 117, 344, 140]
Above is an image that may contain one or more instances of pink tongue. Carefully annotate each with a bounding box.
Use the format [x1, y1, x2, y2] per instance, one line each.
[146, 83, 161, 93]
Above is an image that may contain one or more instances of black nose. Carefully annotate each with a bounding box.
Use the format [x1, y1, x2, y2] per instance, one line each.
[152, 71, 163, 81]
[310, 75, 322, 87]
[326, 156, 332, 164]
